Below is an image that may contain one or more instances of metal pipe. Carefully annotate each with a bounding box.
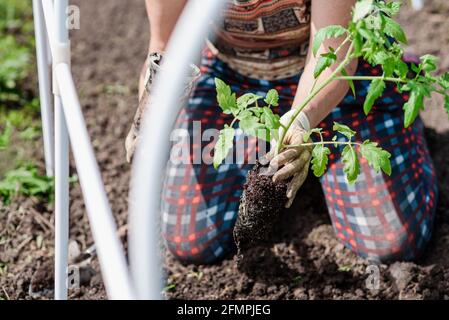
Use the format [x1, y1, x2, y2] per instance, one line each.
[54, 95, 69, 300]
[41, 0, 56, 55]
[53, 0, 70, 300]
[411, 0, 424, 10]
[56, 64, 135, 300]
[33, 0, 55, 176]
[38, 0, 135, 300]
[128, 0, 226, 299]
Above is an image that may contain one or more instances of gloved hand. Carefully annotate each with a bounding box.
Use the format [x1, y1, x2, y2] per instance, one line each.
[125, 52, 162, 163]
[262, 109, 312, 208]
[125, 88, 150, 163]
[125, 53, 200, 163]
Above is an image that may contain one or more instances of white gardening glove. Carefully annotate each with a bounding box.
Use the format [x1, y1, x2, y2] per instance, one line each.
[125, 53, 200, 162]
[262, 110, 313, 208]
[125, 52, 162, 163]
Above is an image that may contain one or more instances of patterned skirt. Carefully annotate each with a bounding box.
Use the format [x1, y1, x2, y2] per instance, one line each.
[160, 49, 438, 264]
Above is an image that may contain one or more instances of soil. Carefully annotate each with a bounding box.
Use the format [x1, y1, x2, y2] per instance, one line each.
[1, 0, 449, 300]
[234, 162, 288, 265]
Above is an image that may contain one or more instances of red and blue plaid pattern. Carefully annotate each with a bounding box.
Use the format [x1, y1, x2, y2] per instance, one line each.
[161, 50, 438, 264]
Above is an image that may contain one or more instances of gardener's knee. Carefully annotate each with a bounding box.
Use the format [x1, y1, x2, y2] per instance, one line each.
[162, 227, 235, 265]
[357, 219, 434, 263]
[160, 186, 240, 264]
[370, 235, 427, 263]
[161, 205, 238, 263]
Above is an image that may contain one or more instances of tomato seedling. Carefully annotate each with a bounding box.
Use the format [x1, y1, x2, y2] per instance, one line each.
[213, 0, 449, 184]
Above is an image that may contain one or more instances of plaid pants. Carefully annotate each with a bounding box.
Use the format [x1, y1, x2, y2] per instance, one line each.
[161, 50, 438, 264]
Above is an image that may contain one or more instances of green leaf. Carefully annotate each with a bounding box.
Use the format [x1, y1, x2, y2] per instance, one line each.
[348, 21, 363, 57]
[341, 68, 356, 97]
[311, 144, 331, 177]
[360, 140, 392, 175]
[332, 135, 338, 147]
[214, 78, 237, 115]
[382, 16, 407, 44]
[420, 54, 438, 73]
[0, 122, 13, 149]
[438, 72, 449, 90]
[236, 109, 252, 120]
[333, 122, 356, 140]
[0, 164, 55, 204]
[381, 57, 395, 77]
[363, 79, 386, 115]
[253, 127, 271, 141]
[411, 63, 420, 74]
[239, 114, 261, 132]
[239, 115, 271, 141]
[394, 60, 409, 79]
[338, 265, 352, 272]
[314, 52, 336, 78]
[444, 95, 449, 116]
[353, 0, 374, 22]
[342, 145, 360, 184]
[403, 89, 424, 128]
[262, 107, 281, 130]
[312, 25, 347, 56]
[303, 128, 322, 143]
[373, 51, 390, 65]
[19, 127, 40, 141]
[358, 27, 376, 43]
[365, 15, 382, 30]
[264, 89, 279, 107]
[214, 78, 228, 95]
[382, 1, 401, 16]
[237, 93, 263, 109]
[250, 107, 264, 117]
[213, 125, 235, 169]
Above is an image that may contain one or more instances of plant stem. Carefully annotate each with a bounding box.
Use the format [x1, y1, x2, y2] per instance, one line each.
[335, 37, 351, 55]
[277, 42, 355, 153]
[309, 78, 319, 95]
[285, 141, 362, 148]
[334, 75, 407, 83]
[310, 37, 351, 94]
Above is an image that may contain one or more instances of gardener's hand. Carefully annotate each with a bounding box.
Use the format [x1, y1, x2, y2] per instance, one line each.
[125, 52, 162, 163]
[125, 53, 201, 163]
[125, 91, 151, 163]
[263, 110, 312, 208]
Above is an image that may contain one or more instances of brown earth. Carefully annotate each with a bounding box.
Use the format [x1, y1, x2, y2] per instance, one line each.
[1, 0, 449, 300]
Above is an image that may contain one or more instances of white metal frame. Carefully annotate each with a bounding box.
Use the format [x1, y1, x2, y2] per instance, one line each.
[33, 0, 134, 300]
[33, 0, 226, 300]
[412, 0, 424, 10]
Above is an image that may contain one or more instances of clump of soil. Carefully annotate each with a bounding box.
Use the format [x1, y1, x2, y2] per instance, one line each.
[234, 162, 288, 261]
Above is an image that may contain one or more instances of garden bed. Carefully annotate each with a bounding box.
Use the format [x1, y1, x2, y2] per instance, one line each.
[1, 0, 449, 300]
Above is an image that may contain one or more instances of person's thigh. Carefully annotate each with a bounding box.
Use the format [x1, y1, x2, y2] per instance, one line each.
[319, 61, 438, 262]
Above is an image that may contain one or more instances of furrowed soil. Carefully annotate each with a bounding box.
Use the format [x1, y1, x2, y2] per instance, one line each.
[1, 0, 449, 300]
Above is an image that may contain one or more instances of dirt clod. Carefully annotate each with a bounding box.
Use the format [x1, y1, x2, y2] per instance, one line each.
[388, 262, 416, 291]
[234, 162, 288, 262]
